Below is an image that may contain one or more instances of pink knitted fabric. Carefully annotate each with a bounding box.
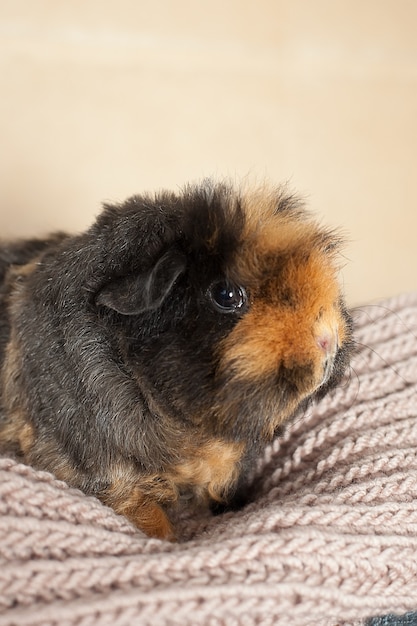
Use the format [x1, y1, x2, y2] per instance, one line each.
[1, 292, 417, 626]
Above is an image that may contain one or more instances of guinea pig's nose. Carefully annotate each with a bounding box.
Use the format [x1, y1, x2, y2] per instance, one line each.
[316, 329, 339, 385]
[316, 330, 337, 357]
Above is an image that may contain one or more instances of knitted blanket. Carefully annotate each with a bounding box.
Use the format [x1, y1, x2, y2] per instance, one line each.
[1, 292, 417, 626]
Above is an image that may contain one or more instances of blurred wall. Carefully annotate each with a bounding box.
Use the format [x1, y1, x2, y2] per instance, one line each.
[0, 0, 416, 305]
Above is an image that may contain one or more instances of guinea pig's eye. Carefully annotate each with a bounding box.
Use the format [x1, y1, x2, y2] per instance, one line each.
[208, 281, 248, 313]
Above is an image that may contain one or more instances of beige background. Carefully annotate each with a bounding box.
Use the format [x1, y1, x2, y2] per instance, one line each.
[0, 1, 416, 306]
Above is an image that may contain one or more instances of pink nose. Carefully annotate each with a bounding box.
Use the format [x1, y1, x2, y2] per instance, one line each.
[316, 332, 337, 355]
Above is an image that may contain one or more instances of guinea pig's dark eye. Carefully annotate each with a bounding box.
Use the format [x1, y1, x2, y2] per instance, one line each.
[209, 281, 248, 313]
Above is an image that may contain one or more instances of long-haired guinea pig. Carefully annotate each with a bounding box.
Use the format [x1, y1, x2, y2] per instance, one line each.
[0, 180, 353, 539]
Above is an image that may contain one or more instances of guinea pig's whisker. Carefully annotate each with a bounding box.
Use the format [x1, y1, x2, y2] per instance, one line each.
[353, 304, 417, 340]
[354, 341, 410, 386]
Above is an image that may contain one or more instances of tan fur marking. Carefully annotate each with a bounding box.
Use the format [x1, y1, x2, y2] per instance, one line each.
[0, 327, 30, 454]
[232, 189, 342, 289]
[168, 439, 244, 502]
[17, 422, 35, 455]
[8, 259, 40, 280]
[0, 410, 32, 454]
[239, 189, 307, 252]
[103, 439, 244, 539]
[104, 482, 176, 540]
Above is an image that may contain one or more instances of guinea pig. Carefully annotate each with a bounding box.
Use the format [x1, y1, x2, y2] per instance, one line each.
[0, 180, 353, 539]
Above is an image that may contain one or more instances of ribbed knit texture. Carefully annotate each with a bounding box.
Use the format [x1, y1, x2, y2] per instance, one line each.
[1, 292, 417, 626]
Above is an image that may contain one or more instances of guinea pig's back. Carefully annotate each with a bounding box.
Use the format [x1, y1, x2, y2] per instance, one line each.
[0, 233, 68, 363]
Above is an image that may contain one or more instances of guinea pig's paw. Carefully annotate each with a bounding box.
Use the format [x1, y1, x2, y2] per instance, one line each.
[102, 482, 176, 541]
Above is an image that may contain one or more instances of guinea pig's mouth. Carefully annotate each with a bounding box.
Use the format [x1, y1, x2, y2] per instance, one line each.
[278, 350, 338, 402]
[319, 354, 337, 388]
[278, 361, 320, 397]
[314, 341, 353, 402]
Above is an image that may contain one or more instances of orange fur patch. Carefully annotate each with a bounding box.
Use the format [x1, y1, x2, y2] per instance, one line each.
[103, 438, 244, 539]
[104, 481, 176, 541]
[0, 327, 31, 455]
[169, 439, 244, 502]
[0, 410, 34, 455]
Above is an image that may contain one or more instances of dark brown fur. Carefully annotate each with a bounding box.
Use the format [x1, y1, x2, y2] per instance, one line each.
[0, 181, 354, 539]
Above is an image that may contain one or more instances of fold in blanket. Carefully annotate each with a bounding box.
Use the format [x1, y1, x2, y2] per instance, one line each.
[1, 292, 417, 626]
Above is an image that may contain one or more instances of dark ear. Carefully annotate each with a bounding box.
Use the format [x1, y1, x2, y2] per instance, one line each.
[96, 249, 186, 315]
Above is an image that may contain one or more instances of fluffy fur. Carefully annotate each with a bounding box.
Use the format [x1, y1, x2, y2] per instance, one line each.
[0, 180, 353, 539]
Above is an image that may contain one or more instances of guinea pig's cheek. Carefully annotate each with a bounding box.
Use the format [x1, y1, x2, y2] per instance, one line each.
[217, 312, 287, 382]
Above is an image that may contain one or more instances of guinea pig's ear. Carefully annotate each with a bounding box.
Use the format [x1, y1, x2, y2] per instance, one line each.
[96, 248, 186, 315]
